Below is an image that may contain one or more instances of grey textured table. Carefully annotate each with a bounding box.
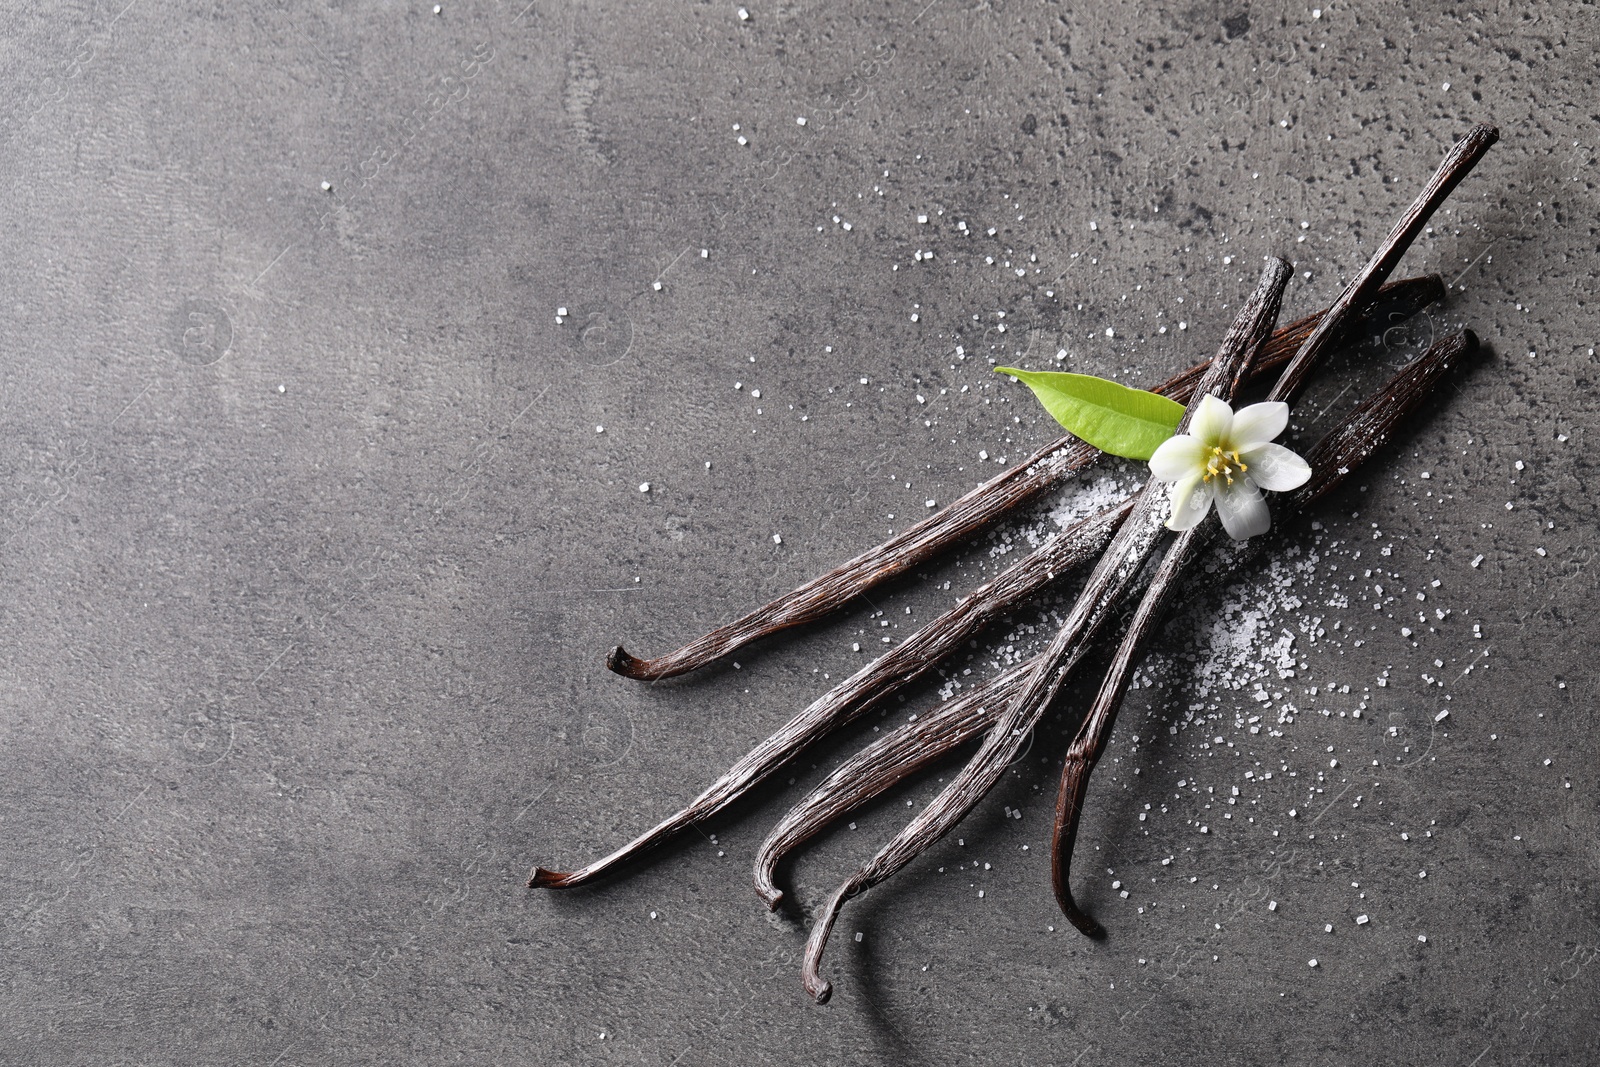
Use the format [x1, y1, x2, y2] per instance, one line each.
[4, 2, 1596, 1064]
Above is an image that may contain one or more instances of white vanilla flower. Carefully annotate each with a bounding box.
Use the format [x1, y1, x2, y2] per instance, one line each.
[1148, 395, 1311, 540]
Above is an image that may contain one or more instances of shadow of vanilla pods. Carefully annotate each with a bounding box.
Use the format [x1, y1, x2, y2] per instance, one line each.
[607, 276, 1444, 681]
[751, 330, 1479, 912]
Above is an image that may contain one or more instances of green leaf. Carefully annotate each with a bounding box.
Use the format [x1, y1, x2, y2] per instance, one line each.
[993, 368, 1185, 461]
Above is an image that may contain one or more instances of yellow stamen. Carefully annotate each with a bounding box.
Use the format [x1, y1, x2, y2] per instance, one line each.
[1202, 444, 1243, 485]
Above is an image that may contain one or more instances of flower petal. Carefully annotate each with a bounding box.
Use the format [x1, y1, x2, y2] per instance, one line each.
[1229, 401, 1289, 448]
[1165, 473, 1214, 531]
[1188, 394, 1233, 446]
[1149, 434, 1207, 482]
[1240, 442, 1311, 492]
[1213, 477, 1271, 540]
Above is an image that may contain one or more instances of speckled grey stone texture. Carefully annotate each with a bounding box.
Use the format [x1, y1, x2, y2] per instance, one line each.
[2, 2, 1596, 1064]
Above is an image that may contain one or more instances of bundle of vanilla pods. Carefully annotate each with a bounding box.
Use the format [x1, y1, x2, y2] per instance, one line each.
[530, 123, 1499, 1003]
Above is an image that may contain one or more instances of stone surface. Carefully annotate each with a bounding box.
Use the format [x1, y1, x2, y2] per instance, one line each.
[3, 2, 1596, 1064]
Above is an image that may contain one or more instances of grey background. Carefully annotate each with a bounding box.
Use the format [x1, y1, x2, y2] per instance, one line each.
[3, 1, 1596, 1064]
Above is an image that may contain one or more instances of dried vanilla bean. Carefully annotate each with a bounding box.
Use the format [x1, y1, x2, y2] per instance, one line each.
[529, 500, 1128, 889]
[755, 330, 1478, 913]
[1049, 329, 1481, 934]
[753, 658, 1028, 909]
[1053, 517, 1217, 935]
[1267, 124, 1496, 405]
[799, 258, 1294, 1003]
[607, 277, 1444, 681]
[1293, 331, 1481, 497]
